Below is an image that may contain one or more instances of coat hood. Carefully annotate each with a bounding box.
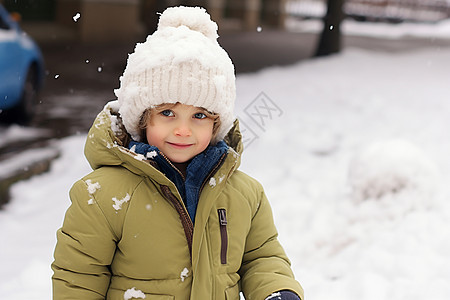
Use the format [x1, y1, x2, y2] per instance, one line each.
[84, 100, 243, 182]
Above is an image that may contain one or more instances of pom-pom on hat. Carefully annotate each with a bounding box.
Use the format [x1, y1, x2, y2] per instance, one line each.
[115, 6, 236, 144]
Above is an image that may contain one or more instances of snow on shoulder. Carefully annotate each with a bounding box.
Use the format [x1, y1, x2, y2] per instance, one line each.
[85, 179, 101, 205]
[348, 139, 439, 202]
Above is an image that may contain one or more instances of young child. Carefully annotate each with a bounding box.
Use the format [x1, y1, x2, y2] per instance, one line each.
[52, 6, 303, 300]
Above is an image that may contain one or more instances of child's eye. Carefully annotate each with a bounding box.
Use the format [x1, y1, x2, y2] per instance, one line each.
[161, 110, 174, 117]
[194, 112, 207, 119]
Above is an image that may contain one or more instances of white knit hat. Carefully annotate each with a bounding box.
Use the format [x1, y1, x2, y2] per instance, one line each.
[115, 6, 236, 144]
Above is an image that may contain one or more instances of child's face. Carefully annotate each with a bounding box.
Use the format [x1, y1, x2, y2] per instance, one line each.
[146, 103, 214, 163]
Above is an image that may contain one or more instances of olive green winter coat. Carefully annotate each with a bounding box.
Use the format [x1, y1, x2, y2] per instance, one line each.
[52, 101, 303, 300]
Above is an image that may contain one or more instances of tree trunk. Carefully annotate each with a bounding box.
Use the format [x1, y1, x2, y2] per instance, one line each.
[314, 0, 345, 57]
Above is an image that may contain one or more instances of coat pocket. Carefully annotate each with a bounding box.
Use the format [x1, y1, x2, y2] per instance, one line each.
[218, 208, 228, 264]
[224, 283, 239, 300]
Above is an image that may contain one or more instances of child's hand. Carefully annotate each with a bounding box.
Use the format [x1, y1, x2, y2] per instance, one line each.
[265, 290, 301, 300]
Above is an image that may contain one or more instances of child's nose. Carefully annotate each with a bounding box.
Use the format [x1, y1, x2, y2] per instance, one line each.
[174, 121, 192, 137]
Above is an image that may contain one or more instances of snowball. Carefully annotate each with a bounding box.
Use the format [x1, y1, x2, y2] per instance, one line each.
[180, 267, 189, 282]
[124, 287, 145, 300]
[112, 194, 131, 210]
[348, 139, 439, 202]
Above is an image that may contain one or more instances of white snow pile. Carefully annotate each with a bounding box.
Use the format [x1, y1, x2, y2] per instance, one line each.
[0, 147, 59, 179]
[348, 139, 439, 202]
[287, 17, 450, 40]
[0, 125, 51, 148]
[0, 135, 90, 299]
[234, 46, 450, 299]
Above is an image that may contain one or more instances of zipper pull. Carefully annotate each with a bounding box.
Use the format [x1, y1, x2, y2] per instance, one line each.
[218, 208, 228, 264]
[218, 208, 227, 225]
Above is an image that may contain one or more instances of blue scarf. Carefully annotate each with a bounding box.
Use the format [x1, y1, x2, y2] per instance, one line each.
[129, 140, 228, 223]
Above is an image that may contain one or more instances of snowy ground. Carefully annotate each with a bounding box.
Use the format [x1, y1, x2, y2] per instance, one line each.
[1, 21, 450, 299]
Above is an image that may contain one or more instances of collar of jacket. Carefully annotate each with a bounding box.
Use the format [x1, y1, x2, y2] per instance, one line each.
[127, 140, 229, 223]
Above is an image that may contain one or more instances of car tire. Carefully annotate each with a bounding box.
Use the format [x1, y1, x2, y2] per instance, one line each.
[0, 65, 38, 125]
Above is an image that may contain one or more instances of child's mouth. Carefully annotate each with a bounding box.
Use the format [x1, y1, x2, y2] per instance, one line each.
[167, 142, 193, 149]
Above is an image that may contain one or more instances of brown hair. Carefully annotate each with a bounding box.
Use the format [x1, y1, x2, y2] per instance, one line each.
[138, 103, 221, 144]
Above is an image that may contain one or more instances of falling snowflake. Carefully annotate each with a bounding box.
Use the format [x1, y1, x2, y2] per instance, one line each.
[73, 12, 81, 22]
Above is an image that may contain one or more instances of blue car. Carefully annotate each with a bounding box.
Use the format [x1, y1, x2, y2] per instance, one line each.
[0, 4, 44, 123]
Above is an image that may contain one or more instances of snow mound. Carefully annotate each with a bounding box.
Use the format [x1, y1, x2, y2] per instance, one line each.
[157, 6, 218, 41]
[348, 139, 439, 202]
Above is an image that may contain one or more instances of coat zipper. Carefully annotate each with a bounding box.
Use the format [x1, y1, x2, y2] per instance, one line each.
[217, 208, 228, 264]
[161, 185, 193, 258]
[159, 152, 227, 261]
[159, 152, 186, 180]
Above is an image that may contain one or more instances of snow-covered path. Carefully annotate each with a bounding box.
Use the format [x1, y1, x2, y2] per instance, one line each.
[1, 20, 450, 299]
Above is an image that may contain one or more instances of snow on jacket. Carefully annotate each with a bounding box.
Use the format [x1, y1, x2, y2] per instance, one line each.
[52, 101, 304, 300]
